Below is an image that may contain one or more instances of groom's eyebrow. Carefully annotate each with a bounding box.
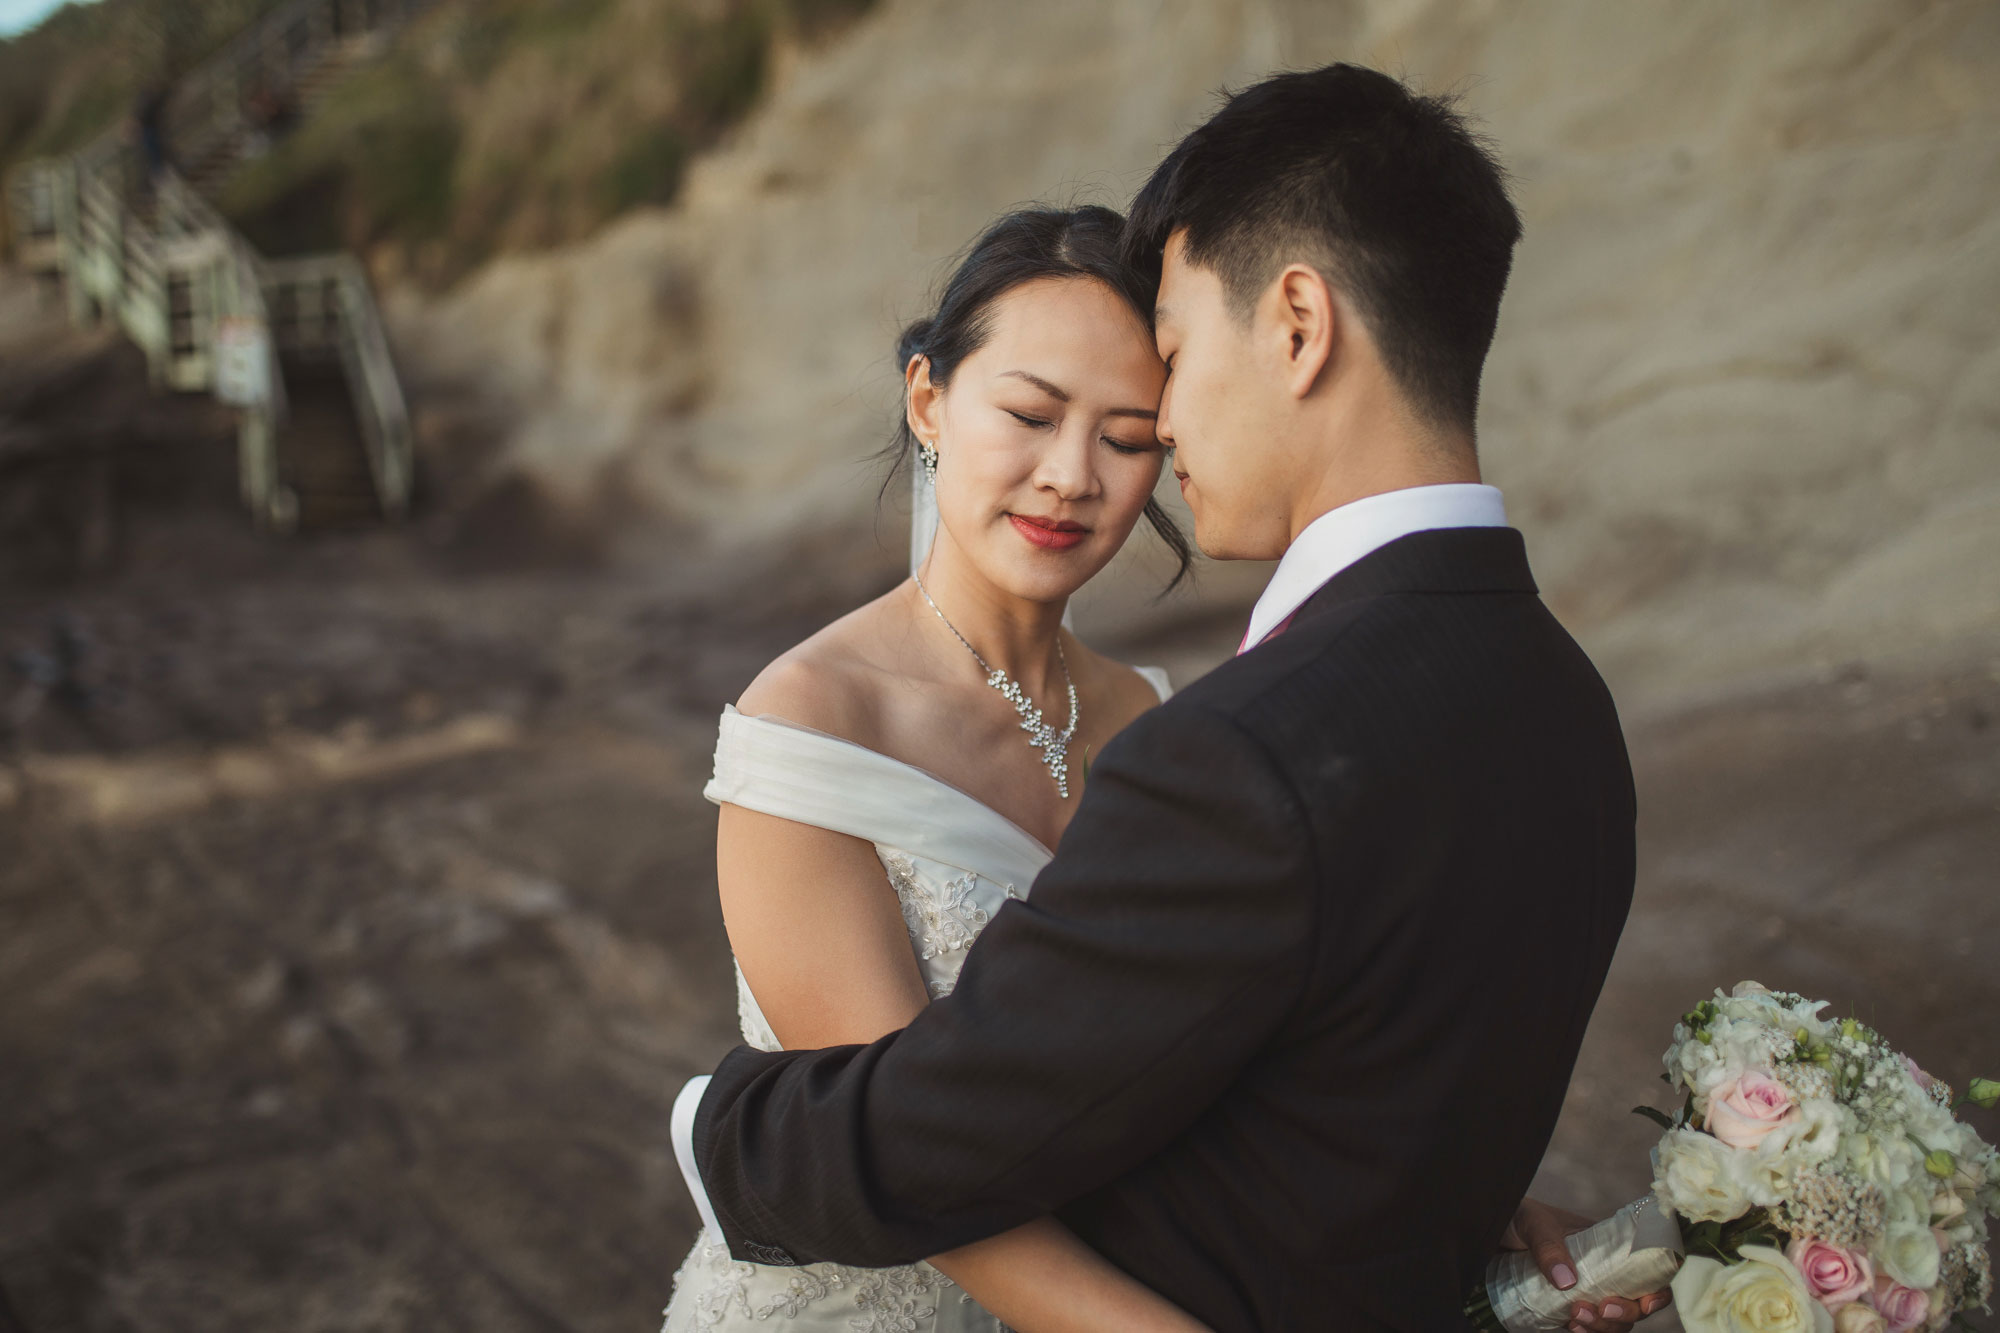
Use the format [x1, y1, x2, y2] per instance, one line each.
[1002, 370, 1157, 420]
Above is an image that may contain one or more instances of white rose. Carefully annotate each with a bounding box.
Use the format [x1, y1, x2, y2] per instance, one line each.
[1845, 1131, 1918, 1196]
[1946, 1123, 1993, 1188]
[1929, 1189, 1967, 1231]
[1886, 1182, 1929, 1228]
[1673, 1245, 1835, 1333]
[1655, 1128, 1757, 1223]
[1720, 985, 1783, 1024]
[1711, 1021, 1785, 1083]
[1779, 1096, 1846, 1163]
[1904, 1099, 1956, 1148]
[1876, 1222, 1942, 1291]
[1833, 1303, 1888, 1333]
[1673, 1033, 1734, 1098]
[1740, 1138, 1801, 1208]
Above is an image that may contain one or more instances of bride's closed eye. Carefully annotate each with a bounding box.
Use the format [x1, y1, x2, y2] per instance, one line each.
[1102, 436, 1156, 456]
[1003, 406, 1153, 453]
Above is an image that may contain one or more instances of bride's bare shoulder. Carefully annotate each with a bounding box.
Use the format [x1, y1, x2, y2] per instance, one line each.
[1067, 637, 1173, 729]
[733, 590, 912, 746]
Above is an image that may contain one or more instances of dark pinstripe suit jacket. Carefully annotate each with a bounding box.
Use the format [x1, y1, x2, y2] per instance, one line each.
[693, 527, 1636, 1332]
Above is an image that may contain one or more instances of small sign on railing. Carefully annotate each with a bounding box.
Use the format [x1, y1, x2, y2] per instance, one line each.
[214, 316, 273, 406]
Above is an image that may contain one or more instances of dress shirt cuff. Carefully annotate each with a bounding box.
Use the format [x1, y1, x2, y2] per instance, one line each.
[671, 1075, 724, 1239]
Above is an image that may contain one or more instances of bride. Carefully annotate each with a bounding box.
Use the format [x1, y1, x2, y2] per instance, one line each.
[661, 205, 1209, 1332]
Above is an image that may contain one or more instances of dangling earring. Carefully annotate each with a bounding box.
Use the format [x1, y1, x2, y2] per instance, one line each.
[918, 440, 939, 486]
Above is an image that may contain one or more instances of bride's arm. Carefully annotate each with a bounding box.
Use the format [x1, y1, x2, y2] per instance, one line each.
[717, 802, 1209, 1333]
[930, 1220, 1210, 1333]
[715, 801, 930, 1050]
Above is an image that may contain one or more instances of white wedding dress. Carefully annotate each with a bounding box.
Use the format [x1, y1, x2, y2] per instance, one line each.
[663, 669, 1171, 1333]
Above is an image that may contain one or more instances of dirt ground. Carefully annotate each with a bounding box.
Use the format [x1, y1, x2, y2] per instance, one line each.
[2, 284, 1995, 1332]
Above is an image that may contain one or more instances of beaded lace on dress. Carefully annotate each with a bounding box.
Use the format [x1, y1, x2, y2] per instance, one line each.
[662, 671, 1169, 1333]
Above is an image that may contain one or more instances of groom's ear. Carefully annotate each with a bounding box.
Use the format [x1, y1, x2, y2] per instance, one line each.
[1270, 263, 1337, 399]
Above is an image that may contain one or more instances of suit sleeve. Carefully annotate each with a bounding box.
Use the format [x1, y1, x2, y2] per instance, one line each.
[691, 700, 1321, 1267]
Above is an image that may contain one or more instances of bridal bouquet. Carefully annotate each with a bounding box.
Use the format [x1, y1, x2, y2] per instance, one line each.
[1649, 982, 1998, 1333]
[1470, 982, 1998, 1332]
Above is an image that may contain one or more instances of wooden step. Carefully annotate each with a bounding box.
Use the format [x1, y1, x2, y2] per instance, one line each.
[275, 353, 386, 530]
[291, 491, 385, 530]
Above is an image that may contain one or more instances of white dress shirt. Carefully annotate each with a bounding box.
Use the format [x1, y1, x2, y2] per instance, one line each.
[1237, 483, 1509, 653]
[673, 1074, 723, 1237]
[670, 482, 1509, 1242]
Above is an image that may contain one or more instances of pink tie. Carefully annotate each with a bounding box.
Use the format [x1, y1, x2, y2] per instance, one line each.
[1235, 611, 1297, 657]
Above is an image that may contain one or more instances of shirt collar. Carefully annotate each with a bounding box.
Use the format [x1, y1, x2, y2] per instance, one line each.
[1238, 483, 1509, 654]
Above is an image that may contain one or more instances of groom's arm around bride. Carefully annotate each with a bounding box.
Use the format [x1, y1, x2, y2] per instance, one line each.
[685, 64, 1646, 1333]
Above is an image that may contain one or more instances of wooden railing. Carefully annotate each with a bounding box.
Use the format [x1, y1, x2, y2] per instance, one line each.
[263, 253, 413, 518]
[4, 165, 61, 274]
[2, 0, 423, 533]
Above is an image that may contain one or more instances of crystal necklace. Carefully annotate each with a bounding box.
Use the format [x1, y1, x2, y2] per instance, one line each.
[911, 567, 1079, 797]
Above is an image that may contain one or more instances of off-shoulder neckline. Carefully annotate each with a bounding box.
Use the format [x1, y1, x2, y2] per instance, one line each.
[722, 705, 1059, 860]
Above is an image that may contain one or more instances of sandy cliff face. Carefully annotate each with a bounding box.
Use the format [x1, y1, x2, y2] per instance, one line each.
[384, 0, 2000, 707]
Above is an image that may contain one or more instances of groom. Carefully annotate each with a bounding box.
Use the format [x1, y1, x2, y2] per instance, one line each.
[678, 65, 1651, 1332]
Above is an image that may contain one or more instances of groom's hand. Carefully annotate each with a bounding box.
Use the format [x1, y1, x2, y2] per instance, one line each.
[1507, 1197, 1671, 1333]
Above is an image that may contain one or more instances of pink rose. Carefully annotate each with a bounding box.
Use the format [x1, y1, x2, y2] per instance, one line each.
[1869, 1277, 1931, 1333]
[1902, 1055, 1937, 1093]
[1706, 1069, 1801, 1149]
[1787, 1237, 1874, 1310]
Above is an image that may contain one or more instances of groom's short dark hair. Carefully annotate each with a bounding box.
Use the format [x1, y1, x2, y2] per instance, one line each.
[1126, 64, 1521, 436]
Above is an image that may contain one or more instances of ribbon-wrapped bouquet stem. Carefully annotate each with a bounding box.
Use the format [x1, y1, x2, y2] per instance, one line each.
[1473, 982, 1999, 1332]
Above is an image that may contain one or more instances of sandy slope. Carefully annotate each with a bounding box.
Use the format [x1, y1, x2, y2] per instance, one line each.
[384, 0, 2000, 712]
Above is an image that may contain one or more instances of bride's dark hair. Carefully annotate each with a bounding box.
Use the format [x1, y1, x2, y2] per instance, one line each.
[884, 204, 1194, 591]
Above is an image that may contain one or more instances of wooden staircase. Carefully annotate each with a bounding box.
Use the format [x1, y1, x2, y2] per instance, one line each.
[2, 0, 433, 534]
[274, 352, 381, 529]
[168, 0, 427, 199]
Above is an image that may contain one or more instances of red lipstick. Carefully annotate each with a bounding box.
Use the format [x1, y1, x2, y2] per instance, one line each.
[1009, 513, 1088, 551]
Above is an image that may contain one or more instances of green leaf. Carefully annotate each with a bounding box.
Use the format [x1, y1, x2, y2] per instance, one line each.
[1684, 1219, 1734, 1264]
[1731, 1223, 1783, 1251]
[1633, 1105, 1678, 1131]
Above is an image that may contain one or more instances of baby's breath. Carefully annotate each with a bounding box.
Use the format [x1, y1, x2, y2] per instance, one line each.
[1773, 1164, 1886, 1250]
[1941, 1239, 1995, 1314]
[1775, 1062, 1835, 1103]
